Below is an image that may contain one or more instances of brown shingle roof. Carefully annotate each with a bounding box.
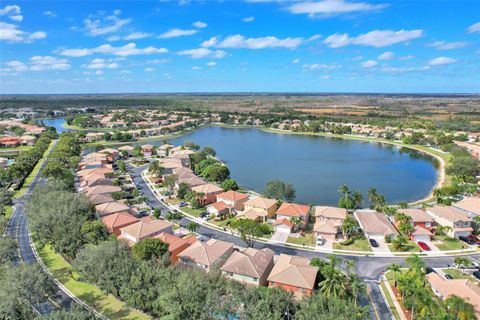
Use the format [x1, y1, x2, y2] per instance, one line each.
[120, 219, 173, 240]
[95, 201, 131, 216]
[178, 238, 233, 266]
[355, 210, 398, 236]
[267, 254, 317, 290]
[427, 205, 472, 223]
[453, 197, 480, 216]
[85, 185, 121, 196]
[88, 193, 114, 205]
[220, 248, 274, 279]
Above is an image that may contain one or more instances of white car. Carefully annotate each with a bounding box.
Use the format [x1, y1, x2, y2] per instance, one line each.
[316, 235, 324, 246]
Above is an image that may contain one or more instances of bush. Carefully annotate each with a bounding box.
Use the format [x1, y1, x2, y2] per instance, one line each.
[384, 234, 392, 243]
[339, 239, 354, 246]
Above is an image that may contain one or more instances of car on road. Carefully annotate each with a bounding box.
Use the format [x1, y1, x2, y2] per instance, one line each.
[417, 241, 431, 251]
[178, 202, 188, 207]
[443, 273, 454, 280]
[369, 238, 379, 248]
[473, 271, 480, 280]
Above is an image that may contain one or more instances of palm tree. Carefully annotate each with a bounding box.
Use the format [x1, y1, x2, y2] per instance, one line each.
[338, 184, 350, 200]
[405, 254, 425, 272]
[319, 269, 345, 298]
[186, 222, 198, 234]
[387, 263, 401, 287]
[290, 217, 302, 231]
[148, 161, 164, 177]
[352, 191, 363, 209]
[445, 295, 476, 320]
[344, 259, 355, 275]
[341, 216, 358, 239]
[347, 273, 366, 306]
[367, 187, 378, 204]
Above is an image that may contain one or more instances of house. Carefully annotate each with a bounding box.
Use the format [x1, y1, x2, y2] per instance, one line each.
[354, 210, 398, 240]
[84, 185, 121, 196]
[275, 202, 310, 227]
[273, 218, 294, 235]
[178, 238, 234, 272]
[216, 190, 249, 211]
[267, 254, 317, 299]
[0, 137, 21, 147]
[19, 135, 36, 146]
[95, 201, 132, 217]
[175, 175, 206, 189]
[85, 132, 104, 142]
[141, 144, 155, 157]
[206, 201, 231, 217]
[191, 183, 223, 205]
[155, 233, 197, 263]
[426, 272, 480, 317]
[313, 206, 347, 240]
[119, 219, 173, 244]
[397, 208, 435, 241]
[101, 212, 139, 236]
[98, 148, 120, 161]
[88, 193, 115, 205]
[220, 248, 275, 286]
[161, 158, 185, 173]
[452, 197, 480, 217]
[158, 144, 174, 157]
[118, 145, 134, 156]
[80, 176, 113, 188]
[426, 205, 473, 239]
[242, 197, 278, 223]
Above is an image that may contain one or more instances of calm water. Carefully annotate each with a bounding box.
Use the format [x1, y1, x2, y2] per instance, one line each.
[58, 115, 438, 206]
[38, 118, 71, 133]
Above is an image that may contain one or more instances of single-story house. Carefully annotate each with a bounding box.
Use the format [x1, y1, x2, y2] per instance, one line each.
[95, 201, 132, 217]
[452, 197, 480, 217]
[426, 272, 480, 317]
[354, 210, 399, 240]
[88, 193, 115, 205]
[243, 197, 278, 223]
[119, 219, 173, 244]
[178, 238, 234, 272]
[0, 137, 21, 147]
[85, 132, 104, 142]
[426, 205, 473, 239]
[155, 233, 197, 263]
[191, 183, 223, 205]
[175, 175, 206, 189]
[275, 202, 310, 227]
[220, 248, 275, 286]
[216, 190, 249, 211]
[19, 135, 36, 146]
[101, 212, 139, 236]
[84, 185, 121, 196]
[206, 201, 231, 217]
[267, 254, 317, 299]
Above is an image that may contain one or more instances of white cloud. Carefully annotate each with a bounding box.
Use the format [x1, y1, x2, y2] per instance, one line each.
[10, 15, 23, 22]
[192, 21, 207, 28]
[324, 29, 424, 48]
[0, 22, 47, 43]
[29, 56, 70, 71]
[82, 58, 119, 69]
[4, 60, 28, 72]
[215, 34, 304, 49]
[308, 34, 322, 42]
[206, 61, 216, 67]
[292, 58, 300, 64]
[380, 66, 419, 74]
[144, 67, 154, 72]
[59, 43, 169, 57]
[242, 16, 255, 23]
[125, 32, 151, 40]
[43, 11, 57, 18]
[83, 11, 131, 36]
[158, 28, 198, 39]
[177, 47, 227, 59]
[377, 51, 394, 60]
[201, 36, 217, 47]
[428, 56, 457, 66]
[0, 4, 20, 15]
[95, 70, 104, 75]
[302, 63, 341, 71]
[399, 55, 414, 60]
[427, 41, 467, 50]
[361, 60, 378, 68]
[192, 66, 201, 70]
[287, 0, 386, 17]
[467, 22, 480, 33]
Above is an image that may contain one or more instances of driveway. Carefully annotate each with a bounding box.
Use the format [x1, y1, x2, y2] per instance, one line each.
[370, 238, 391, 254]
[271, 230, 290, 243]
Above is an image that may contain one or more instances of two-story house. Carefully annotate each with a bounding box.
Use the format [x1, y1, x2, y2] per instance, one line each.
[426, 205, 473, 239]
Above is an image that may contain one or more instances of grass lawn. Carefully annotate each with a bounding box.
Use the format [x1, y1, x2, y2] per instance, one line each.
[0, 145, 32, 153]
[388, 241, 422, 253]
[380, 282, 401, 320]
[35, 242, 150, 320]
[333, 238, 373, 252]
[181, 206, 206, 217]
[14, 141, 54, 199]
[286, 233, 315, 246]
[212, 217, 238, 228]
[435, 237, 466, 251]
[441, 268, 471, 280]
[3, 206, 14, 220]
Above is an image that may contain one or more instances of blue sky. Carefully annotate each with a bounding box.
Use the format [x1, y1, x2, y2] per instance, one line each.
[0, 0, 479, 94]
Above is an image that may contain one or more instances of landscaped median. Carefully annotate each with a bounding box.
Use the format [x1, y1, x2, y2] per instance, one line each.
[34, 241, 151, 320]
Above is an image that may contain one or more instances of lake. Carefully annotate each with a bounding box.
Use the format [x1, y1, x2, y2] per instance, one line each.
[46, 117, 438, 206]
[38, 118, 72, 133]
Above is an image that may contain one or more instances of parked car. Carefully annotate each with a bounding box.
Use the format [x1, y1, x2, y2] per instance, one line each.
[369, 238, 379, 248]
[467, 235, 480, 245]
[316, 235, 324, 246]
[459, 236, 476, 245]
[417, 241, 431, 251]
[199, 212, 208, 219]
[178, 202, 188, 207]
[444, 273, 454, 280]
[425, 267, 435, 274]
[197, 235, 206, 242]
[473, 271, 480, 280]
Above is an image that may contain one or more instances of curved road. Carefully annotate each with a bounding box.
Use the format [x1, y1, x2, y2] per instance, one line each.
[130, 164, 480, 320]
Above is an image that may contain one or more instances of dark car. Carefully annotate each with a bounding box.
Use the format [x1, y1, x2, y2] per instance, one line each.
[178, 202, 188, 207]
[369, 238, 379, 248]
[473, 271, 480, 280]
[425, 267, 435, 274]
[467, 235, 480, 245]
[417, 241, 431, 251]
[444, 273, 454, 280]
[459, 236, 475, 245]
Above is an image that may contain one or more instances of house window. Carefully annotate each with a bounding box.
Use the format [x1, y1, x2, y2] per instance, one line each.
[253, 278, 258, 282]
[464, 221, 469, 226]
[425, 222, 431, 228]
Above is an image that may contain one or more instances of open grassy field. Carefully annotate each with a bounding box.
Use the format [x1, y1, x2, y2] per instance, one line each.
[35, 242, 151, 320]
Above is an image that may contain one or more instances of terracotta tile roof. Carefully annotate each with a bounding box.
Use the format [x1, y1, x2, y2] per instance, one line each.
[77, 167, 113, 178]
[155, 232, 191, 252]
[267, 254, 317, 290]
[192, 183, 223, 194]
[244, 197, 277, 209]
[120, 219, 173, 240]
[276, 203, 310, 218]
[177, 176, 206, 188]
[101, 212, 138, 232]
[216, 190, 249, 202]
[160, 158, 184, 169]
[313, 220, 338, 234]
[273, 218, 294, 228]
[88, 193, 114, 205]
[241, 209, 266, 220]
[95, 201, 131, 216]
[355, 210, 398, 236]
[220, 248, 274, 279]
[412, 226, 432, 236]
[208, 201, 230, 212]
[178, 238, 233, 267]
[426, 272, 480, 316]
[427, 205, 472, 223]
[85, 185, 121, 196]
[398, 209, 434, 223]
[118, 145, 134, 151]
[315, 206, 347, 220]
[453, 197, 480, 215]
